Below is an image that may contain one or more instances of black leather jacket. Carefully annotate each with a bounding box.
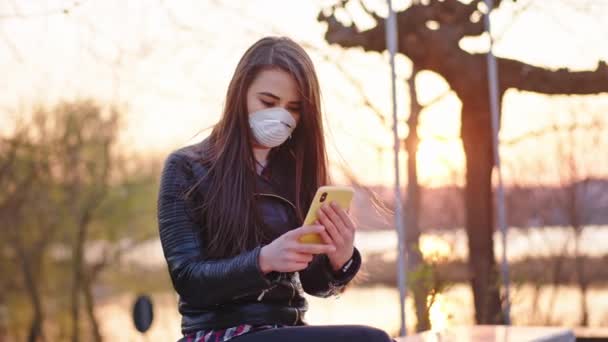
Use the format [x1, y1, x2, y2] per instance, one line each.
[157, 142, 361, 335]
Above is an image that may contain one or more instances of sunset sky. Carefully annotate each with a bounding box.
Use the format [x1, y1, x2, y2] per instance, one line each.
[2, 0, 608, 187]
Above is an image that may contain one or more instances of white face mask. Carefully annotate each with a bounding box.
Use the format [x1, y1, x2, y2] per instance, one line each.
[248, 107, 297, 148]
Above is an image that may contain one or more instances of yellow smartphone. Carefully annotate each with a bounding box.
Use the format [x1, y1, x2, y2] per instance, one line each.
[299, 185, 355, 244]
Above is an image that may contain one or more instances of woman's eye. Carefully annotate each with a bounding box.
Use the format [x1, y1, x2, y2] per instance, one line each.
[261, 100, 274, 107]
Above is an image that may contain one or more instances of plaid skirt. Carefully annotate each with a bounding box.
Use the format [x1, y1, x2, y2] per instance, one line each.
[179, 323, 288, 342]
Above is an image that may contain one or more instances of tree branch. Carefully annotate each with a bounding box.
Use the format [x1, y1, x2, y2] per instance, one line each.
[500, 58, 608, 95]
[319, 1, 608, 97]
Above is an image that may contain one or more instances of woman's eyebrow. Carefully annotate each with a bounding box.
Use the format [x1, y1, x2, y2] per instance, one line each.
[258, 92, 301, 105]
[258, 92, 280, 100]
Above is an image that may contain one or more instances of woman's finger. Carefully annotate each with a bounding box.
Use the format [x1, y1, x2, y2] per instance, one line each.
[292, 242, 335, 255]
[332, 203, 356, 231]
[289, 252, 314, 263]
[315, 220, 336, 248]
[322, 204, 349, 238]
[318, 206, 344, 245]
[291, 224, 325, 238]
[319, 229, 334, 247]
[323, 203, 346, 229]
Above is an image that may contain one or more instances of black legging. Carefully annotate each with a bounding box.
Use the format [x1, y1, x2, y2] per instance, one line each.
[229, 324, 396, 342]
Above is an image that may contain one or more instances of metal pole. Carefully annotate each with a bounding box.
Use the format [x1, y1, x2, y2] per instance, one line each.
[483, 0, 511, 325]
[386, 0, 407, 336]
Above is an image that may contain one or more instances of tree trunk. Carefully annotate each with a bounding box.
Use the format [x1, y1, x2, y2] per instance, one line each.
[10, 223, 45, 342]
[71, 207, 95, 342]
[0, 292, 7, 341]
[461, 102, 503, 324]
[574, 231, 589, 326]
[404, 68, 430, 332]
[546, 238, 570, 324]
[22, 258, 44, 342]
[70, 225, 85, 342]
[82, 271, 103, 342]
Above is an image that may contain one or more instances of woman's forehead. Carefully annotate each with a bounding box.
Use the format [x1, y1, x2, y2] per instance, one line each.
[250, 68, 300, 102]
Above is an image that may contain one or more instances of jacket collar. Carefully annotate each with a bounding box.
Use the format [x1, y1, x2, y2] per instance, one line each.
[184, 138, 297, 207]
[255, 151, 297, 208]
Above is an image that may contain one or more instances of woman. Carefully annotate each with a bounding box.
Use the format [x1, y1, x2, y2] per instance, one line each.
[158, 36, 394, 342]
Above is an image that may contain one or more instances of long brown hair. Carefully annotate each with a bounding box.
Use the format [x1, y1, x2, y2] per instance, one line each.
[188, 36, 329, 259]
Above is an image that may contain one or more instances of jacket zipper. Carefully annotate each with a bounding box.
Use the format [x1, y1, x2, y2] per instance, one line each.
[288, 278, 299, 324]
[233, 288, 261, 300]
[287, 280, 295, 306]
[255, 193, 300, 324]
[256, 272, 284, 301]
[257, 284, 277, 301]
[255, 193, 297, 211]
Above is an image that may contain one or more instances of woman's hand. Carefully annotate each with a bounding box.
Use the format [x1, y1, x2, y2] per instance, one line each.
[259, 225, 336, 274]
[315, 201, 356, 272]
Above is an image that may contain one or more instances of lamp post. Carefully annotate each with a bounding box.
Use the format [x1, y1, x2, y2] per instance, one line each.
[385, 0, 408, 336]
[483, 0, 511, 325]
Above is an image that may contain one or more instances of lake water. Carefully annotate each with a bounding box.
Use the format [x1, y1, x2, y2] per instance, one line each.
[118, 225, 608, 267]
[97, 284, 608, 341]
[94, 226, 608, 340]
[353, 225, 608, 261]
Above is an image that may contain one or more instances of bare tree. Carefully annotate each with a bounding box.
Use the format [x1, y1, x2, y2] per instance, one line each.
[47, 100, 119, 342]
[0, 113, 62, 342]
[503, 107, 608, 326]
[0, 100, 128, 341]
[317, 0, 608, 324]
[551, 110, 606, 326]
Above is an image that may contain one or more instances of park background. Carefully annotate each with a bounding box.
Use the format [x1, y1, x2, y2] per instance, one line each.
[1, 0, 608, 340]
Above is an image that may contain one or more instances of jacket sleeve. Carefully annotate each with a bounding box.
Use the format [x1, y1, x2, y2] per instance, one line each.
[157, 152, 274, 307]
[298, 246, 362, 298]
